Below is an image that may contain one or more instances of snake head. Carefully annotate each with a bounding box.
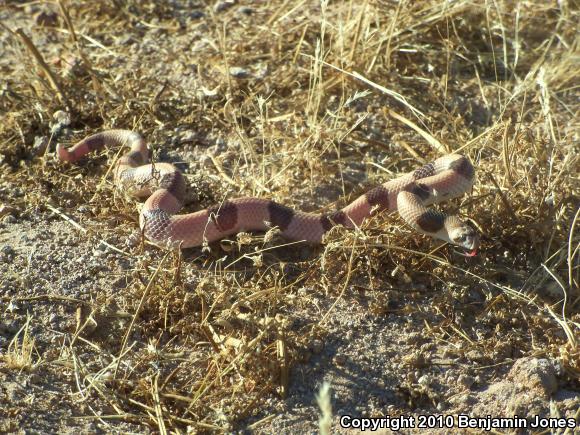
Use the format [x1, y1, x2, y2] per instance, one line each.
[448, 224, 479, 256]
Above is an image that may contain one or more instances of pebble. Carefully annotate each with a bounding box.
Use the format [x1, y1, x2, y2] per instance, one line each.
[417, 374, 431, 386]
[1, 245, 15, 256]
[189, 10, 205, 19]
[508, 357, 558, 396]
[32, 136, 49, 156]
[125, 232, 141, 248]
[238, 6, 253, 15]
[229, 66, 250, 79]
[51, 110, 71, 134]
[457, 374, 475, 389]
[214, 0, 235, 13]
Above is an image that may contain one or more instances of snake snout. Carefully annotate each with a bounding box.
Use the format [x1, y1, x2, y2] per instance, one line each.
[449, 225, 479, 256]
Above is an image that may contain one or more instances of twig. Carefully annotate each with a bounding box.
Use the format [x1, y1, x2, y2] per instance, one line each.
[113, 251, 171, 379]
[0, 24, 69, 109]
[385, 108, 449, 155]
[208, 154, 238, 187]
[485, 172, 519, 222]
[300, 53, 426, 120]
[152, 374, 168, 435]
[45, 203, 132, 257]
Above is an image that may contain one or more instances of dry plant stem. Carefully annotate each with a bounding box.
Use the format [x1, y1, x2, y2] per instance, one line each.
[57, 0, 105, 112]
[11, 294, 92, 307]
[90, 144, 126, 203]
[11, 27, 70, 109]
[208, 154, 238, 187]
[45, 203, 131, 257]
[567, 207, 580, 290]
[348, 0, 368, 64]
[3, 314, 40, 371]
[385, 108, 449, 155]
[367, 243, 580, 342]
[113, 251, 171, 379]
[316, 238, 357, 330]
[485, 172, 518, 221]
[301, 53, 426, 120]
[151, 374, 168, 435]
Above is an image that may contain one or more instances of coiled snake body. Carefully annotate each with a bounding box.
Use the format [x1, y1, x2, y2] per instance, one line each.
[57, 130, 479, 254]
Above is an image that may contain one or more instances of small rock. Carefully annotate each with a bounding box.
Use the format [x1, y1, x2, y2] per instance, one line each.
[403, 351, 427, 368]
[189, 10, 205, 19]
[125, 232, 141, 248]
[1, 245, 15, 256]
[238, 6, 253, 15]
[457, 374, 475, 389]
[51, 110, 71, 134]
[214, 0, 235, 13]
[35, 10, 59, 27]
[465, 349, 485, 362]
[32, 136, 49, 156]
[508, 357, 558, 397]
[229, 66, 250, 78]
[196, 85, 220, 101]
[417, 374, 431, 386]
[180, 130, 197, 143]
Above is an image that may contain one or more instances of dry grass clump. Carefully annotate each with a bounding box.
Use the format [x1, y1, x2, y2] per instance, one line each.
[0, 0, 578, 431]
[1, 314, 41, 372]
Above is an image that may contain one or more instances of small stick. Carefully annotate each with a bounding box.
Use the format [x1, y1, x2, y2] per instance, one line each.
[485, 172, 518, 221]
[11, 294, 91, 306]
[151, 374, 168, 435]
[208, 154, 238, 187]
[113, 251, 171, 380]
[57, 0, 105, 113]
[45, 203, 132, 257]
[11, 27, 70, 109]
[386, 108, 449, 155]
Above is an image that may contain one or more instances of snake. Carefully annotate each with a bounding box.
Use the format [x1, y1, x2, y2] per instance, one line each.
[57, 130, 479, 255]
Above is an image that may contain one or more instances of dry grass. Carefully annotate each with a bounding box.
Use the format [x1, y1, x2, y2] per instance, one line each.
[0, 0, 579, 432]
[2, 314, 40, 371]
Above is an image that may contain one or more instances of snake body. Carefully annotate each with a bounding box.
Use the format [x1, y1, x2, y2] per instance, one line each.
[57, 130, 479, 254]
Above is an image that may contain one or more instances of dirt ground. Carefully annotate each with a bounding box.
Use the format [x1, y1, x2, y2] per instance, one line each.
[1, 1, 579, 434]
